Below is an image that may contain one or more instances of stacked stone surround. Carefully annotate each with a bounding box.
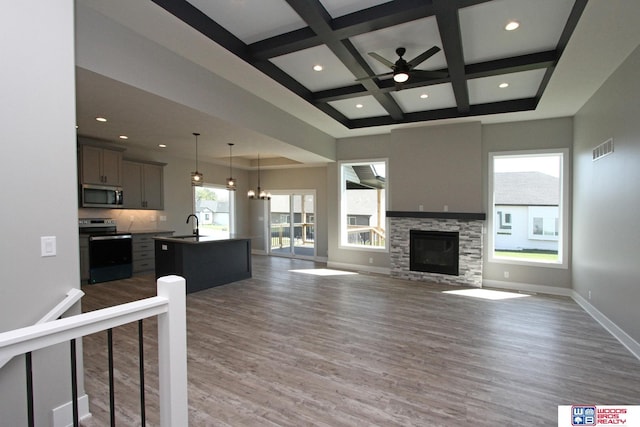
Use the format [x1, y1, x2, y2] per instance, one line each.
[389, 217, 484, 287]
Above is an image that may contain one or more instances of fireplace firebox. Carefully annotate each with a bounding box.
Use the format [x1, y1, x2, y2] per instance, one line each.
[410, 230, 459, 276]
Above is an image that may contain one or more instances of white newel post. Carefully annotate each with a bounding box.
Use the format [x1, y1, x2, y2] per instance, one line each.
[156, 275, 189, 426]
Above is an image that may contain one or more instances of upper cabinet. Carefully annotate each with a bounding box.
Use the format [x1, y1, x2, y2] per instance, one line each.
[80, 145, 123, 186]
[122, 160, 165, 210]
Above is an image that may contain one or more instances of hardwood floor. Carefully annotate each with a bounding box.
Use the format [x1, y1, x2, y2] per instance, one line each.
[80, 256, 640, 426]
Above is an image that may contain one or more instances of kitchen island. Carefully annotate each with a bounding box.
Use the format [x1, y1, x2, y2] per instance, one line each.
[153, 235, 251, 293]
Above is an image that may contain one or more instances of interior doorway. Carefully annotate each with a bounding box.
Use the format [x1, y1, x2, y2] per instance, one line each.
[269, 191, 315, 259]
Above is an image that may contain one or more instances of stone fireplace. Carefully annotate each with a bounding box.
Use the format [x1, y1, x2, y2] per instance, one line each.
[388, 211, 485, 287]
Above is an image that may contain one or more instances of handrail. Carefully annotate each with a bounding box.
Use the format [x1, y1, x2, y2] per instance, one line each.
[0, 296, 168, 361]
[0, 288, 85, 369]
[0, 275, 188, 427]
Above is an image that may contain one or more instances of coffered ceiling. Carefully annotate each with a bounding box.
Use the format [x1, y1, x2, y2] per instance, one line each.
[74, 0, 640, 166]
[151, 0, 585, 128]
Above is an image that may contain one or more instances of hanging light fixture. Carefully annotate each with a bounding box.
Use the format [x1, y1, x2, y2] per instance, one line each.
[190, 132, 203, 186]
[226, 143, 236, 191]
[248, 154, 271, 200]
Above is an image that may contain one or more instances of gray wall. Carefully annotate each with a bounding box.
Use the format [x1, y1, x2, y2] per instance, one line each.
[390, 122, 483, 212]
[0, 1, 80, 424]
[573, 45, 640, 344]
[482, 117, 573, 289]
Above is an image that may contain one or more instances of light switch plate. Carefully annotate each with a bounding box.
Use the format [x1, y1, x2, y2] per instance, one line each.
[41, 236, 56, 257]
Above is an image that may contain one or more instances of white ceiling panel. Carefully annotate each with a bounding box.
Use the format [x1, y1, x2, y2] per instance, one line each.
[187, 0, 305, 44]
[270, 45, 358, 91]
[350, 15, 445, 77]
[468, 69, 547, 105]
[320, 0, 390, 19]
[391, 83, 457, 113]
[460, 0, 576, 63]
[328, 95, 387, 119]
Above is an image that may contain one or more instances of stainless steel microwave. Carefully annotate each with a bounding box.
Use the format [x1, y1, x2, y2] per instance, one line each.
[81, 184, 124, 208]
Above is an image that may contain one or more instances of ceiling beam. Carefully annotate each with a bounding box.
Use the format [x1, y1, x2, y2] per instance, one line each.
[348, 97, 537, 128]
[432, 0, 470, 113]
[313, 51, 556, 103]
[284, 0, 405, 120]
[250, 0, 438, 60]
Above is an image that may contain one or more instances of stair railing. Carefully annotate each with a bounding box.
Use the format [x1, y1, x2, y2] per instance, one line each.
[0, 275, 188, 427]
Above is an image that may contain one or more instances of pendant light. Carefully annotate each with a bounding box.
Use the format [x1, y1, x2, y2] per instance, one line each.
[248, 154, 271, 200]
[190, 132, 203, 186]
[226, 143, 236, 191]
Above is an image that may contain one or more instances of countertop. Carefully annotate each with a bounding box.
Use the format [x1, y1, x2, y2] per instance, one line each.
[153, 234, 252, 244]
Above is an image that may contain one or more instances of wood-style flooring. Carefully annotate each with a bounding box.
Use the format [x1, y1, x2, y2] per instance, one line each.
[80, 255, 640, 426]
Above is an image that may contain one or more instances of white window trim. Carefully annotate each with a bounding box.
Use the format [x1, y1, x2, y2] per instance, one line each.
[192, 183, 235, 237]
[487, 149, 569, 269]
[338, 159, 389, 252]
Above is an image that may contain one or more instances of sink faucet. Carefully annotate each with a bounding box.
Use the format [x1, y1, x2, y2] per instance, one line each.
[186, 214, 199, 237]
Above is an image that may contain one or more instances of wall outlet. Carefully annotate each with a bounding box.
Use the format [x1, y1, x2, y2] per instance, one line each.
[159, 215, 167, 222]
[588, 290, 591, 300]
[418, 204, 424, 211]
[129, 215, 135, 222]
[150, 215, 156, 222]
[369, 257, 373, 264]
[444, 205, 449, 212]
[503, 271, 510, 279]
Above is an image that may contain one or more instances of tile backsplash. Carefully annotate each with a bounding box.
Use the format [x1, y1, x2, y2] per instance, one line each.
[78, 208, 168, 232]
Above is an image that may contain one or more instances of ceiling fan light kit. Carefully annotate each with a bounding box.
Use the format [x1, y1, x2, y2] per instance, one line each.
[358, 46, 445, 88]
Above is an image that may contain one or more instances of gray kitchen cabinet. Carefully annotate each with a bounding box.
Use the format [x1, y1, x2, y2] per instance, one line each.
[132, 232, 173, 273]
[79, 235, 89, 282]
[80, 145, 123, 186]
[122, 160, 165, 210]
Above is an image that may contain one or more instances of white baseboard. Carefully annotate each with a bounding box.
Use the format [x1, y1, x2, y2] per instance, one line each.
[482, 279, 573, 297]
[483, 279, 640, 362]
[52, 393, 91, 427]
[327, 261, 390, 276]
[571, 291, 640, 361]
[252, 249, 267, 255]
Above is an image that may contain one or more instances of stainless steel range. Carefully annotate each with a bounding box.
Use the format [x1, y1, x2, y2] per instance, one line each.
[79, 218, 132, 284]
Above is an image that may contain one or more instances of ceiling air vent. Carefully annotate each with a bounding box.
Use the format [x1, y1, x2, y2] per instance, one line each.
[593, 138, 614, 161]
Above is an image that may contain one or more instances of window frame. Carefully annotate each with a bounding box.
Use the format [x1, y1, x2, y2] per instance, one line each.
[192, 183, 235, 238]
[338, 159, 389, 252]
[487, 149, 569, 268]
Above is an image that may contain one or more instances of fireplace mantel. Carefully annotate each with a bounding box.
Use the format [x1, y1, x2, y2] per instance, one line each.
[387, 211, 486, 220]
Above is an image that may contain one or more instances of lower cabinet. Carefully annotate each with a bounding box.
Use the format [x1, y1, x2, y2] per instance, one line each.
[133, 232, 173, 273]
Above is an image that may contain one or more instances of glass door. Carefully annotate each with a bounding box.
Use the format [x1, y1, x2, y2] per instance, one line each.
[269, 191, 315, 258]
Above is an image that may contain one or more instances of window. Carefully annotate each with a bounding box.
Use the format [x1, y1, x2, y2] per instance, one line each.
[489, 150, 568, 266]
[340, 160, 387, 250]
[193, 184, 234, 238]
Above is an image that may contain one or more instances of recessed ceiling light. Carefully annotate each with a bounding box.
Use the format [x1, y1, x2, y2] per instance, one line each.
[158, 144, 166, 148]
[356, 104, 363, 109]
[119, 135, 128, 140]
[499, 82, 509, 88]
[95, 117, 107, 122]
[313, 64, 323, 71]
[420, 93, 429, 99]
[505, 21, 520, 31]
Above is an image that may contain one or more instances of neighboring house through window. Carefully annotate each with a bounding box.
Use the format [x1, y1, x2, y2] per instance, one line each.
[340, 160, 387, 250]
[489, 150, 568, 266]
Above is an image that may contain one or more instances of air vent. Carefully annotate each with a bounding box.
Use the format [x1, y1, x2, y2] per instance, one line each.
[593, 138, 614, 161]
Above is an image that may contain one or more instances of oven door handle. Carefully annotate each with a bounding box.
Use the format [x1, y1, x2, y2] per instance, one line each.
[89, 235, 132, 241]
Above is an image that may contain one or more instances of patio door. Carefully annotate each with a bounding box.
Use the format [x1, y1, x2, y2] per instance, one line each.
[269, 191, 315, 259]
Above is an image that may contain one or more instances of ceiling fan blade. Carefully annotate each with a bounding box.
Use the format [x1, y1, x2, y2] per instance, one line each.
[411, 69, 449, 79]
[355, 71, 393, 82]
[368, 52, 395, 68]
[407, 46, 441, 69]
[394, 81, 404, 91]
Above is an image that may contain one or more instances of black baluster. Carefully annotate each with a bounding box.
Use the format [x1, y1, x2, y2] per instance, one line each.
[25, 352, 34, 427]
[70, 339, 79, 427]
[138, 320, 146, 426]
[108, 328, 115, 427]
